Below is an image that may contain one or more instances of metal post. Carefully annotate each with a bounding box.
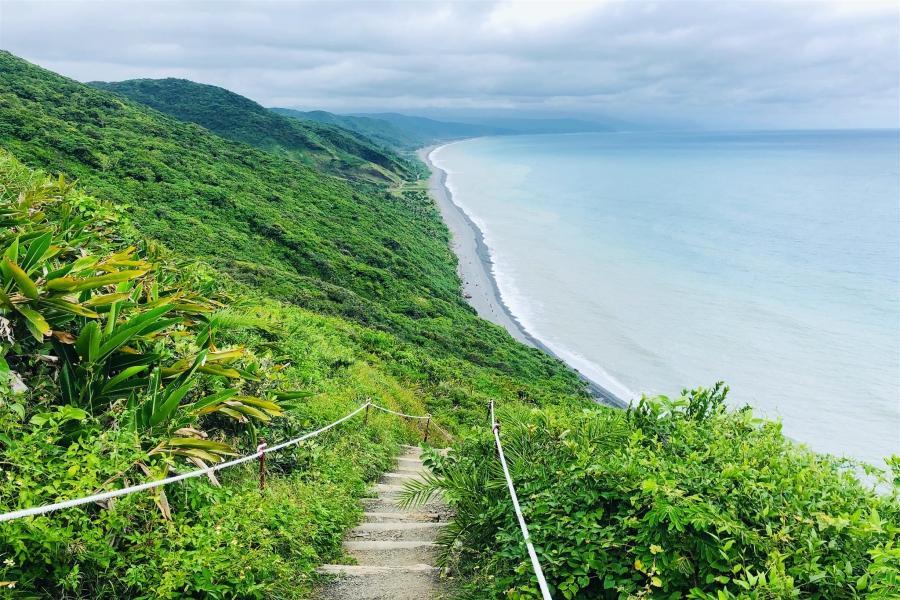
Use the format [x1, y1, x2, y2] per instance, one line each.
[257, 439, 267, 490]
[423, 415, 431, 444]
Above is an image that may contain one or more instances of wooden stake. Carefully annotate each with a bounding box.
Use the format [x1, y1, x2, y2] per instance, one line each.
[257, 439, 267, 490]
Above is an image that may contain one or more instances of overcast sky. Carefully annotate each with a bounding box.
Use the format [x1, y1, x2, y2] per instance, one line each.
[1, 0, 898, 128]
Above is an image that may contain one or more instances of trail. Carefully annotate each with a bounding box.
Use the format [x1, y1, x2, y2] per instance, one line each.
[317, 445, 453, 599]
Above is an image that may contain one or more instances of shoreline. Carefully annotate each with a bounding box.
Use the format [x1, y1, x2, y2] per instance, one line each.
[418, 142, 626, 408]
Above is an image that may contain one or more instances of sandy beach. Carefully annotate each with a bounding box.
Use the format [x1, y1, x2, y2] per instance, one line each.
[418, 144, 626, 408]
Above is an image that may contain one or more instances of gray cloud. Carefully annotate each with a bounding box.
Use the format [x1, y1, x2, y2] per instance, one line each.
[1, 0, 897, 128]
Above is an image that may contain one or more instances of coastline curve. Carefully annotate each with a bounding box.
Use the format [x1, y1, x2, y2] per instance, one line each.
[418, 142, 627, 408]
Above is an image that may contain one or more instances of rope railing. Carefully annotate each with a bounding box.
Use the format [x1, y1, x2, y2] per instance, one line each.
[370, 403, 431, 420]
[367, 400, 451, 444]
[490, 400, 553, 599]
[0, 402, 372, 524]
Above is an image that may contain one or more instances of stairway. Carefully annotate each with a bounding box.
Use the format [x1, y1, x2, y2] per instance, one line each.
[317, 446, 452, 599]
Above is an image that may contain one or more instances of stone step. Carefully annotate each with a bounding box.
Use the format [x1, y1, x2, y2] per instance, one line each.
[371, 483, 408, 496]
[349, 521, 446, 542]
[381, 472, 424, 483]
[361, 496, 447, 515]
[316, 564, 440, 600]
[343, 540, 438, 566]
[397, 457, 424, 469]
[362, 511, 444, 523]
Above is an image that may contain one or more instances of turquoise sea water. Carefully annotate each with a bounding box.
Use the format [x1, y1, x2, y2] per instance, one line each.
[431, 130, 900, 466]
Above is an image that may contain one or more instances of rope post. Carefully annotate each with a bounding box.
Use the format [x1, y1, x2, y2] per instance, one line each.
[257, 439, 267, 491]
[423, 414, 431, 444]
[364, 402, 370, 426]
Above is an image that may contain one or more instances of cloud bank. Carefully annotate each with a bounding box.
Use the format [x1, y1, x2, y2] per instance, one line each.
[1, 0, 897, 128]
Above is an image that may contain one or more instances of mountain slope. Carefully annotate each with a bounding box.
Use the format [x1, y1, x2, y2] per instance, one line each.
[272, 108, 430, 151]
[0, 51, 588, 417]
[90, 78, 414, 182]
[273, 107, 509, 150]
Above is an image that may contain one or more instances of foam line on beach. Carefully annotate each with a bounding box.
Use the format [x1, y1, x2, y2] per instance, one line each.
[419, 142, 629, 408]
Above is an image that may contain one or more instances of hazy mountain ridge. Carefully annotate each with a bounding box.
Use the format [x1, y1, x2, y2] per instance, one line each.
[90, 78, 415, 182]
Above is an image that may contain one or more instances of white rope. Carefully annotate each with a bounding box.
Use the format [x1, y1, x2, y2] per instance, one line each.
[0, 402, 371, 524]
[370, 403, 431, 420]
[490, 401, 553, 599]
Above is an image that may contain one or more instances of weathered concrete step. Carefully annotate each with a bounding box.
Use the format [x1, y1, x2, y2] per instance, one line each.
[319, 564, 437, 575]
[349, 521, 446, 541]
[317, 564, 440, 600]
[343, 540, 438, 566]
[361, 497, 447, 514]
[381, 472, 424, 485]
[397, 457, 424, 469]
[363, 511, 444, 523]
[372, 483, 408, 495]
[393, 466, 425, 474]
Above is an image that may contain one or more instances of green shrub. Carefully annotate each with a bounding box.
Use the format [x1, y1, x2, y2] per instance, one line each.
[0, 150, 404, 598]
[412, 386, 898, 599]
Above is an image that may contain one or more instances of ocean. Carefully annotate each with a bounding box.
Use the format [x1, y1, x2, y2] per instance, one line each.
[430, 130, 900, 466]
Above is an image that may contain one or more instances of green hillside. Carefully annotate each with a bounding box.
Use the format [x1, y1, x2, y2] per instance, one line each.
[273, 107, 508, 151]
[0, 50, 589, 597]
[90, 78, 415, 183]
[0, 51, 588, 420]
[272, 108, 430, 151]
[0, 50, 896, 600]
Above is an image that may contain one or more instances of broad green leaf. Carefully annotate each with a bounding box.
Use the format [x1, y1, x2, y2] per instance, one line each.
[76, 321, 101, 362]
[3, 257, 38, 299]
[21, 231, 52, 272]
[198, 364, 242, 378]
[47, 269, 148, 292]
[83, 292, 131, 307]
[13, 304, 50, 339]
[190, 388, 239, 414]
[39, 298, 99, 318]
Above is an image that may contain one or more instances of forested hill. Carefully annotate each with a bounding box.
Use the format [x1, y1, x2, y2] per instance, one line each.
[0, 51, 588, 415]
[272, 108, 431, 151]
[89, 78, 414, 183]
[273, 107, 508, 151]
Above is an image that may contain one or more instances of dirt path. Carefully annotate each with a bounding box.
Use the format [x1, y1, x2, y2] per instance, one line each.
[317, 445, 453, 599]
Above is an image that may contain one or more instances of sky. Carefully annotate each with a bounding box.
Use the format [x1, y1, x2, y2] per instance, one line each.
[1, 0, 898, 129]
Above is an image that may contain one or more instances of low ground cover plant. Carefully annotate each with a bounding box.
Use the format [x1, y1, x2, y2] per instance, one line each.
[410, 385, 899, 599]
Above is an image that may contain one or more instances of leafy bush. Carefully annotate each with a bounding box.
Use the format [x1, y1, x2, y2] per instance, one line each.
[0, 151, 406, 597]
[410, 386, 898, 599]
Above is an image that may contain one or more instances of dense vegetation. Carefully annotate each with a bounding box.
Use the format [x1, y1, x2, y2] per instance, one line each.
[0, 151, 434, 597]
[410, 386, 898, 599]
[0, 51, 589, 597]
[272, 108, 436, 152]
[273, 108, 507, 151]
[0, 51, 590, 430]
[90, 78, 416, 183]
[1, 50, 895, 600]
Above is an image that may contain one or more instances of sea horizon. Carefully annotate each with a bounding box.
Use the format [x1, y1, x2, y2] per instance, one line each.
[430, 128, 900, 466]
